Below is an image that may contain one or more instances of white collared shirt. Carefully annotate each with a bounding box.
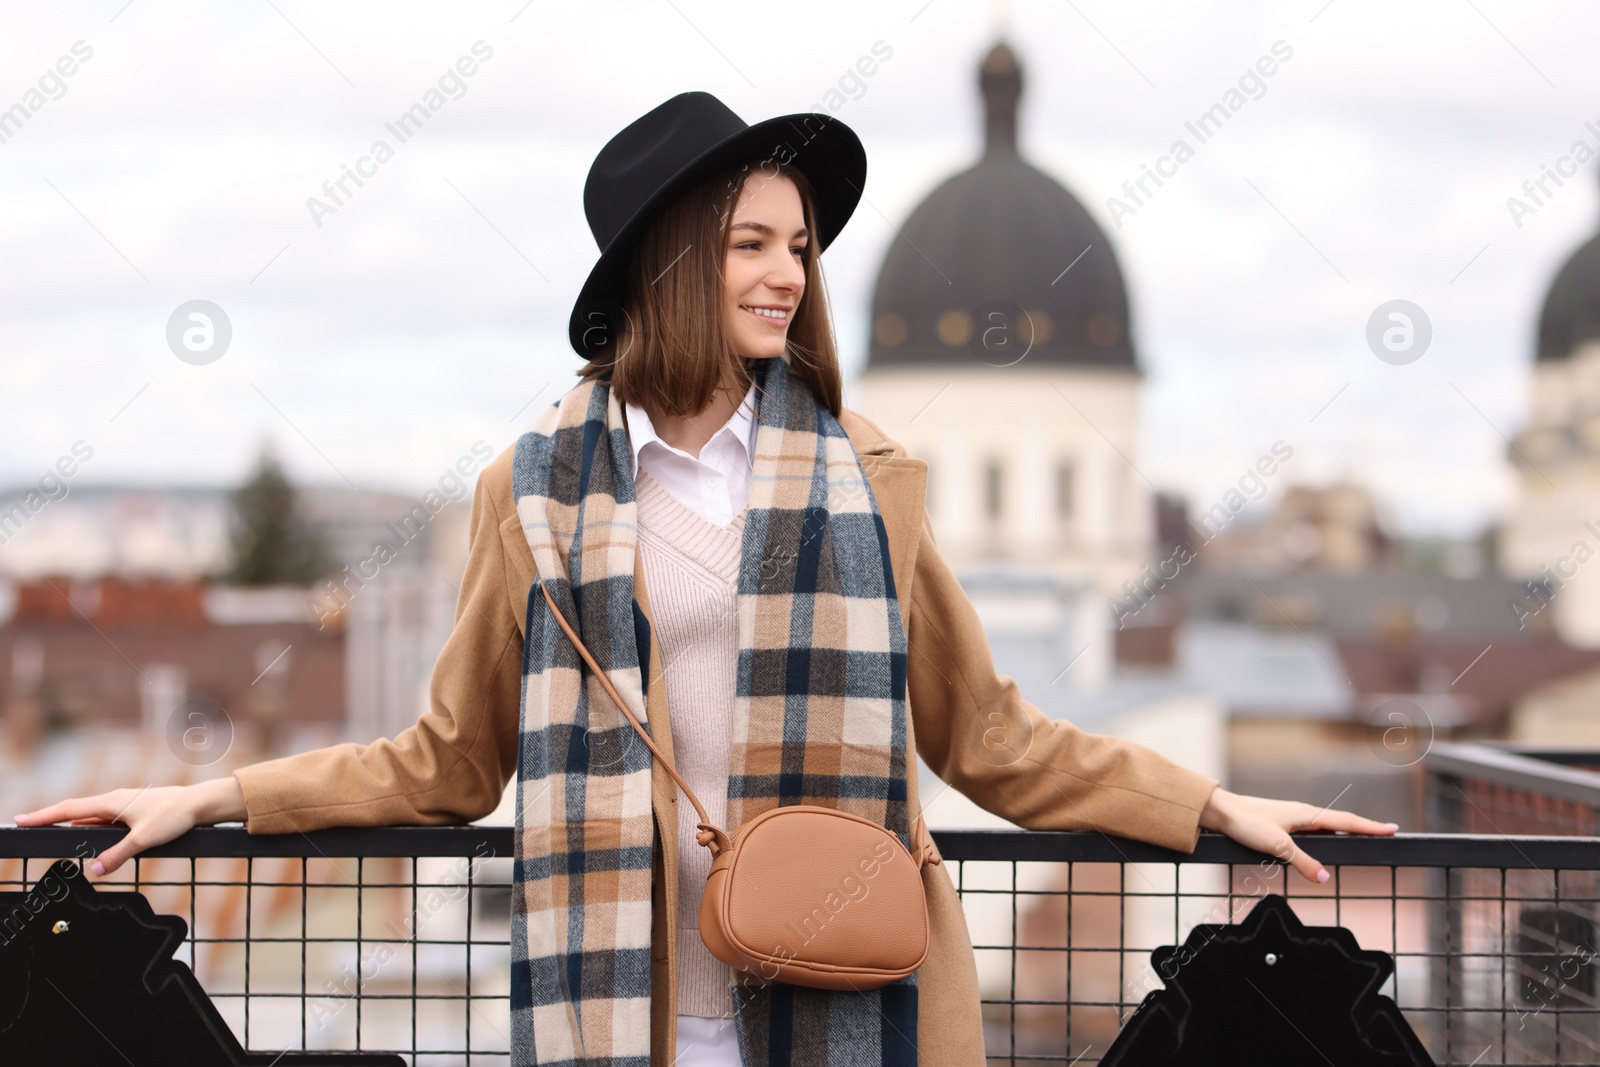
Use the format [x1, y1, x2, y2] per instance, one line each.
[623, 383, 758, 527]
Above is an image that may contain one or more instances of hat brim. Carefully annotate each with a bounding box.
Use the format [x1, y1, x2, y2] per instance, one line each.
[567, 111, 867, 358]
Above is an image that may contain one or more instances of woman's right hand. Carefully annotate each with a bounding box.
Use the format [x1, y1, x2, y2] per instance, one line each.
[14, 776, 247, 877]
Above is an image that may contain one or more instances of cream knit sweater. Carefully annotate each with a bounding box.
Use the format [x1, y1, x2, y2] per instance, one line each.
[634, 468, 745, 1019]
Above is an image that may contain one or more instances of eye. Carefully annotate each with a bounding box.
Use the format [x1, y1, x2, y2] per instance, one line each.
[790, 246, 806, 257]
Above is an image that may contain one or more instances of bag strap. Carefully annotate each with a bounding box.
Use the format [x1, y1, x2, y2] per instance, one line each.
[538, 578, 937, 869]
[540, 575, 732, 857]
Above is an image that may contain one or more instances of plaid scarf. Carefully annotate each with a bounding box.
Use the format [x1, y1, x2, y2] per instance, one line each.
[508, 357, 917, 1067]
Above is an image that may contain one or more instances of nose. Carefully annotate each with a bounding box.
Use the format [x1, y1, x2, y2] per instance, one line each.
[768, 250, 804, 295]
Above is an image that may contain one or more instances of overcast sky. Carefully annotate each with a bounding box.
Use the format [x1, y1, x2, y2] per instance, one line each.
[4, 0, 1599, 539]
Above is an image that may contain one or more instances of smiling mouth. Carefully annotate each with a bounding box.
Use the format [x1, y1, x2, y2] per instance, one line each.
[740, 304, 791, 325]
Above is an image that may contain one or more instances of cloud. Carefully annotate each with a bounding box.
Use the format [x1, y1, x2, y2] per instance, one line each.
[2, 0, 1597, 538]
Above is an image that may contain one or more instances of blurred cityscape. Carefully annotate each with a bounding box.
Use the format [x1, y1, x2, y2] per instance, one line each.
[6, 34, 1600, 1059]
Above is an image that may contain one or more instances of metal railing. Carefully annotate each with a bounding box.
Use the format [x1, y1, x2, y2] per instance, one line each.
[4, 823, 1600, 1065]
[1404, 744, 1600, 1067]
[1425, 742, 1600, 838]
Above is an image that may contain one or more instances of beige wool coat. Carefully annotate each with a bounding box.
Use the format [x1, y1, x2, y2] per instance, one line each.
[233, 408, 1222, 1065]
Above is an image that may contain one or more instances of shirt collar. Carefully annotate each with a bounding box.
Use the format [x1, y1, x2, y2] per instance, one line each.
[623, 381, 759, 477]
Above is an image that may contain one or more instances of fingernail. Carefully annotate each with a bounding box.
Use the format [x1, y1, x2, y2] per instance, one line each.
[90, 861, 104, 877]
[1384, 822, 1399, 830]
[1315, 868, 1330, 883]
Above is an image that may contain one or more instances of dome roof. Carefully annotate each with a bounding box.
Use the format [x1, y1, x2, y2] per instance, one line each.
[866, 42, 1137, 372]
[1537, 218, 1600, 362]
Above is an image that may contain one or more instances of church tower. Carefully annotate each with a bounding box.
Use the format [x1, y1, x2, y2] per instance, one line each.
[1501, 169, 1600, 647]
[850, 41, 1150, 687]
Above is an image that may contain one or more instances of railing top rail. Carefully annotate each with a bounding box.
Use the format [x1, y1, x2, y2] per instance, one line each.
[933, 828, 1600, 868]
[1480, 745, 1600, 767]
[1424, 740, 1600, 807]
[0, 824, 510, 861]
[2, 825, 1599, 870]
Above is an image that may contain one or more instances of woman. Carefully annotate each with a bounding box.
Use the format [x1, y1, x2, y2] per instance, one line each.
[20, 92, 1397, 1066]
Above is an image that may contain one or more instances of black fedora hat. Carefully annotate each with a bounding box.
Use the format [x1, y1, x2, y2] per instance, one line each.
[568, 91, 867, 358]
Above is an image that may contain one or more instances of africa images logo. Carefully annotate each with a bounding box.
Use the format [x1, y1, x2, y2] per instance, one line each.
[305, 41, 495, 229]
[1105, 40, 1294, 228]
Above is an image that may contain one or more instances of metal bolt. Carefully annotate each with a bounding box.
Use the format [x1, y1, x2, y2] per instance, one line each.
[1264, 952, 1278, 965]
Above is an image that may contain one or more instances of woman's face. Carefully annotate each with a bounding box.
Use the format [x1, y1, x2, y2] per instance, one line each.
[722, 172, 807, 361]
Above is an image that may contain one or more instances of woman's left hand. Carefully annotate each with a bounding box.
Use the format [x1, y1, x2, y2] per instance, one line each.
[1198, 787, 1398, 883]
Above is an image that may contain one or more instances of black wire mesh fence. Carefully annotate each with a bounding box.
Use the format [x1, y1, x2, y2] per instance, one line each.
[1412, 743, 1600, 1067]
[4, 760, 1600, 1067]
[948, 829, 1599, 1066]
[1, 827, 515, 1065]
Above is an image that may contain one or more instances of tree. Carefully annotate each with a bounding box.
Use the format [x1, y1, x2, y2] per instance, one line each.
[224, 442, 331, 586]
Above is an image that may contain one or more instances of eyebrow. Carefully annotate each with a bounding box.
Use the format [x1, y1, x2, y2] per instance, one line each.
[729, 220, 809, 240]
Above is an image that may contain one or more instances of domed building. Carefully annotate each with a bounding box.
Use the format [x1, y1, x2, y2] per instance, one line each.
[1501, 176, 1600, 647]
[850, 40, 1151, 688]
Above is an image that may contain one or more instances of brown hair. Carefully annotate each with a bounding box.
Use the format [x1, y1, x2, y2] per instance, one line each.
[578, 160, 844, 417]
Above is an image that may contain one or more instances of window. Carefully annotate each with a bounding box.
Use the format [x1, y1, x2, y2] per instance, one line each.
[1055, 460, 1073, 520]
[983, 459, 1003, 521]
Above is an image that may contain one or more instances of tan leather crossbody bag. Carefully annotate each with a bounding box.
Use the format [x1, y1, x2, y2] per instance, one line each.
[539, 581, 937, 991]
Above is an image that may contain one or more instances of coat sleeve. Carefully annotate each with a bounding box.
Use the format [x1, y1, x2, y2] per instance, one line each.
[905, 512, 1220, 854]
[233, 450, 525, 834]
